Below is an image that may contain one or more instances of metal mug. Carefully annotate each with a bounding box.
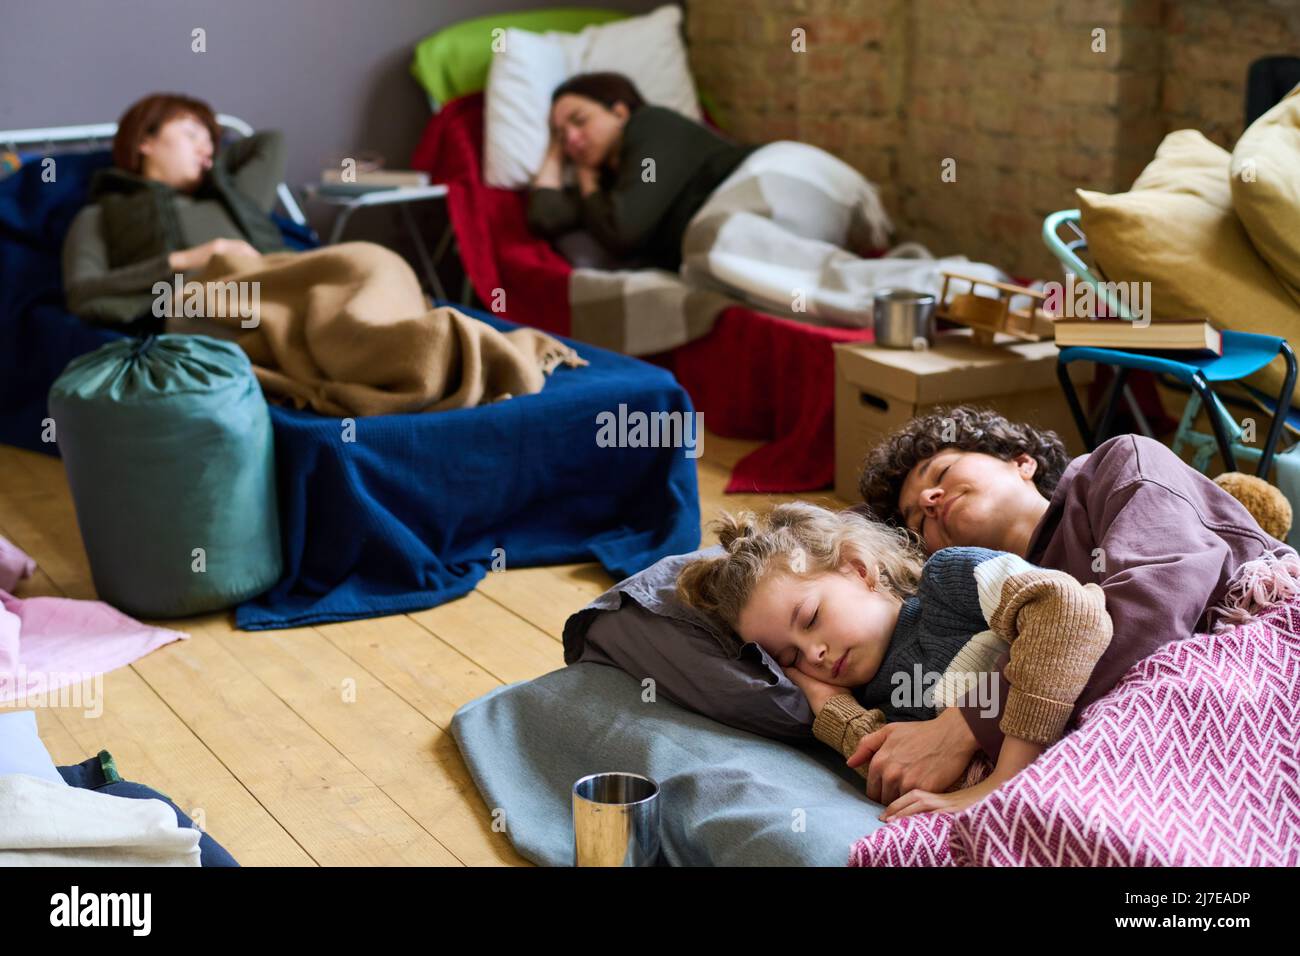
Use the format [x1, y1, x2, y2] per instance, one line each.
[572, 771, 661, 867]
[872, 288, 937, 350]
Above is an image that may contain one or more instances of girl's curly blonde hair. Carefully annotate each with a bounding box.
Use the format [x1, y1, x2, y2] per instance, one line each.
[676, 502, 924, 631]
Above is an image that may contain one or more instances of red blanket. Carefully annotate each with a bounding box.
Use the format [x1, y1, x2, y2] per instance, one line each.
[410, 94, 871, 493]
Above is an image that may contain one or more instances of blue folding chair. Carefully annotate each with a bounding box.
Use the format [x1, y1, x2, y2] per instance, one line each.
[1043, 209, 1296, 477]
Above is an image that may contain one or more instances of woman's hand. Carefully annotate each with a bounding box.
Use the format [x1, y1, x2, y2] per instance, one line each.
[876, 734, 1045, 821]
[848, 705, 980, 804]
[782, 666, 844, 716]
[168, 237, 259, 274]
[532, 133, 566, 190]
[575, 164, 601, 197]
[545, 134, 565, 164]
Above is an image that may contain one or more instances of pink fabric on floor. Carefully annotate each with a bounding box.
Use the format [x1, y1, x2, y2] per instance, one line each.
[850, 596, 1300, 867]
[0, 539, 186, 704]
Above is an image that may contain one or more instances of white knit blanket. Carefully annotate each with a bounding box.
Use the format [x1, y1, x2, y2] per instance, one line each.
[0, 774, 201, 866]
[568, 141, 1009, 354]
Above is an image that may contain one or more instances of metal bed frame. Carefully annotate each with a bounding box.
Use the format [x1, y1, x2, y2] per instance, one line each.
[1, 114, 308, 227]
[3, 115, 474, 303]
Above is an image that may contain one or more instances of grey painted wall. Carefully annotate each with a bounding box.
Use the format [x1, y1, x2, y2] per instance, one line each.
[1, 0, 661, 255]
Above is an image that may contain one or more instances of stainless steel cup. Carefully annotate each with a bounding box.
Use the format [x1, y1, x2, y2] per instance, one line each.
[572, 772, 661, 867]
[872, 288, 937, 349]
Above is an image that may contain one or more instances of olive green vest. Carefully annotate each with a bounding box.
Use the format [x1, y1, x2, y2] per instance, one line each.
[89, 162, 285, 268]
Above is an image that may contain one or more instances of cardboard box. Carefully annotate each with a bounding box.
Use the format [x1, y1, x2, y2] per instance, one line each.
[834, 329, 1093, 503]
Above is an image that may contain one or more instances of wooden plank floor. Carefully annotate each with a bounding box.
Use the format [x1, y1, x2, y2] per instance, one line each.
[0, 430, 847, 866]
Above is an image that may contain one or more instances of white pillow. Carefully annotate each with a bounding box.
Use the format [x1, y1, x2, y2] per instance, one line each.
[482, 5, 701, 190]
[482, 28, 573, 191]
[575, 6, 701, 122]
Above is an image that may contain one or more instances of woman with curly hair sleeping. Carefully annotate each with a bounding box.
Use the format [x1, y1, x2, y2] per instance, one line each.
[850, 405, 1300, 807]
[676, 502, 1114, 820]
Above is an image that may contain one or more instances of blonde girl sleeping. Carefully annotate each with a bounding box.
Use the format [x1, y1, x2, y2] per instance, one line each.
[676, 503, 1113, 821]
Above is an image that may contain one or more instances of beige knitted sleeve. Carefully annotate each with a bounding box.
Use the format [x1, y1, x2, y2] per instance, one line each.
[813, 696, 992, 792]
[986, 569, 1114, 746]
[812, 695, 886, 781]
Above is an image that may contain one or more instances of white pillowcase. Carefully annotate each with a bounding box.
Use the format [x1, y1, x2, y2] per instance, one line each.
[482, 28, 572, 191]
[574, 7, 701, 120]
[482, 4, 701, 190]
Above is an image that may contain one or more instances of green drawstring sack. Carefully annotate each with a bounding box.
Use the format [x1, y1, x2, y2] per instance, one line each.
[49, 334, 282, 618]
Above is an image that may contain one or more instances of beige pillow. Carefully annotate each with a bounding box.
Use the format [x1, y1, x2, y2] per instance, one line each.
[1077, 129, 1300, 403]
[1231, 83, 1300, 291]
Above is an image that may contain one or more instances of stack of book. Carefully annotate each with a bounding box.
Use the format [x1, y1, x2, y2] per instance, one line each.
[1052, 319, 1222, 355]
[315, 169, 430, 196]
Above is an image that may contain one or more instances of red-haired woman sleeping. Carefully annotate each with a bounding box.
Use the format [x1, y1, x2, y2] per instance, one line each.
[62, 93, 284, 325]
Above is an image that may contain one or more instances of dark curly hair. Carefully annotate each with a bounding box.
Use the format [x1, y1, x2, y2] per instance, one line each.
[857, 406, 1070, 525]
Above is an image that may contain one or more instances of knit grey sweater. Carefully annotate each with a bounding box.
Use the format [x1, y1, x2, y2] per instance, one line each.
[854, 546, 1002, 722]
[815, 545, 1113, 778]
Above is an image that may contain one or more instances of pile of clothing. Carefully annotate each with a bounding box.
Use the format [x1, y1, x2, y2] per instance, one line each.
[0, 535, 237, 866]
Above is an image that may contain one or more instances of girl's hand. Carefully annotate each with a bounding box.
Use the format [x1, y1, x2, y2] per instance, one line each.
[782, 666, 844, 716]
[878, 774, 1002, 822]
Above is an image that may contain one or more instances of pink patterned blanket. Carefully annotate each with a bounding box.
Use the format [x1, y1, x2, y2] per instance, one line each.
[850, 597, 1300, 866]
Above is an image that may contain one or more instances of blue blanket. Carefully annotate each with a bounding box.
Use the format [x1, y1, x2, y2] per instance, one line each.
[243, 323, 701, 628]
[1, 152, 701, 628]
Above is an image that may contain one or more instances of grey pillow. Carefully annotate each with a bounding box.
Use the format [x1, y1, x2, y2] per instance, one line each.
[451, 662, 885, 866]
[562, 547, 814, 742]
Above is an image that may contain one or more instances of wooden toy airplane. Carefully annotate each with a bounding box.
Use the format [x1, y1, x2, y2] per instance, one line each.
[935, 271, 1055, 347]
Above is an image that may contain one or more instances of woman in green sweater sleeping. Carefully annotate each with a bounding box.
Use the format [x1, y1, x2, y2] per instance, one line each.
[676, 503, 1114, 821]
[528, 72, 756, 272]
[527, 72, 1003, 327]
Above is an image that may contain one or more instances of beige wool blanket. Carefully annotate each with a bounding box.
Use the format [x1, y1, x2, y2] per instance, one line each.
[166, 241, 586, 416]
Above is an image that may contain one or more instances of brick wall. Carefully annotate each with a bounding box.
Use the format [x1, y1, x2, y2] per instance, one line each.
[1163, 0, 1300, 147]
[686, 0, 1300, 279]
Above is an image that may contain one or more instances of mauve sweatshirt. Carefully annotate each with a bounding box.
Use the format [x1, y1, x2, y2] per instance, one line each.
[959, 434, 1295, 761]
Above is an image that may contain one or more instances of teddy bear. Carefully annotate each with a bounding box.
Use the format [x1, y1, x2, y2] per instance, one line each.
[1214, 471, 1293, 541]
